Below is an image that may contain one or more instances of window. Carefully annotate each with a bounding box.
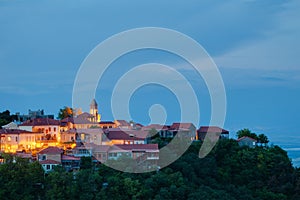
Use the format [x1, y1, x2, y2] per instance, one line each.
[7, 136, 11, 142]
[15, 137, 18, 142]
[46, 165, 50, 170]
[40, 155, 46, 160]
[109, 153, 117, 157]
[49, 127, 51, 132]
[81, 134, 85, 141]
[54, 127, 56, 132]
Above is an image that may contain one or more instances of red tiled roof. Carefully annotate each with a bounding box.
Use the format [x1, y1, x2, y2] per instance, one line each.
[61, 117, 74, 123]
[115, 120, 130, 126]
[38, 146, 63, 154]
[39, 159, 61, 165]
[170, 123, 194, 130]
[61, 115, 97, 125]
[198, 126, 229, 134]
[0, 129, 33, 134]
[135, 123, 144, 127]
[104, 129, 149, 141]
[62, 155, 80, 161]
[237, 136, 257, 142]
[142, 124, 169, 131]
[80, 144, 110, 152]
[19, 118, 60, 126]
[112, 144, 159, 152]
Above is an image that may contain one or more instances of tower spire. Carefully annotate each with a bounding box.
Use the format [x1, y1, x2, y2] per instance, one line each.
[90, 99, 101, 122]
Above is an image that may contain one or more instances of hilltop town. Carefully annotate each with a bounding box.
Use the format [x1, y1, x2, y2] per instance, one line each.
[0, 99, 238, 173]
[1, 100, 298, 199]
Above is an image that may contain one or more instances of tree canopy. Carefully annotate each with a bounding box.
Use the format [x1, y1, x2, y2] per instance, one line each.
[1, 138, 300, 199]
[0, 110, 16, 128]
[236, 129, 269, 146]
[57, 107, 73, 120]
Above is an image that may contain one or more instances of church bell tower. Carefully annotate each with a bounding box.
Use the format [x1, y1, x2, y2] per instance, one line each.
[90, 99, 101, 122]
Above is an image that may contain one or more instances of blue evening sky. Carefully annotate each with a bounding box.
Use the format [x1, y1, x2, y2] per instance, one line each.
[1, 0, 300, 163]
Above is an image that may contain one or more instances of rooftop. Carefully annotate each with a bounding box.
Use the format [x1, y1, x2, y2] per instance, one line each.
[104, 129, 149, 141]
[198, 126, 229, 134]
[237, 136, 257, 142]
[0, 129, 33, 134]
[38, 146, 63, 154]
[39, 159, 61, 165]
[19, 118, 60, 126]
[62, 155, 81, 161]
[112, 144, 159, 152]
[170, 123, 194, 130]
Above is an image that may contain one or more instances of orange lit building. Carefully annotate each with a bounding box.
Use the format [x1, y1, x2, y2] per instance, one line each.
[0, 129, 43, 153]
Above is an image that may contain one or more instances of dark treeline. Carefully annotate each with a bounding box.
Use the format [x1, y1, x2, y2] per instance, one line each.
[1, 140, 300, 200]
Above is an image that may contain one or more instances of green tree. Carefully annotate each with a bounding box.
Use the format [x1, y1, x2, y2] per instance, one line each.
[0, 154, 45, 199]
[0, 110, 14, 127]
[236, 128, 258, 140]
[45, 166, 75, 200]
[258, 134, 269, 146]
[57, 106, 73, 120]
[80, 156, 93, 170]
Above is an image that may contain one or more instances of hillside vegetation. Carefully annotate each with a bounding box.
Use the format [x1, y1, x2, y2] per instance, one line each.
[1, 139, 300, 200]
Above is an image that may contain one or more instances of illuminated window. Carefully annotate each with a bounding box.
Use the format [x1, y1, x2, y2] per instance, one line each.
[7, 136, 11, 142]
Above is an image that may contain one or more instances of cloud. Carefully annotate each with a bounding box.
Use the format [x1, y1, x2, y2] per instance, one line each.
[214, 0, 300, 71]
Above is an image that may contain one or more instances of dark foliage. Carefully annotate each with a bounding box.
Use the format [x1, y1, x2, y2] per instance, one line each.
[0, 110, 17, 128]
[1, 140, 299, 199]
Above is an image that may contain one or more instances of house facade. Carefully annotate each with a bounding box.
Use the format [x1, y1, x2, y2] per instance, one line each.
[19, 118, 61, 148]
[237, 136, 257, 148]
[0, 129, 43, 153]
[197, 126, 229, 141]
[102, 129, 149, 145]
[99, 121, 117, 129]
[37, 146, 80, 172]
